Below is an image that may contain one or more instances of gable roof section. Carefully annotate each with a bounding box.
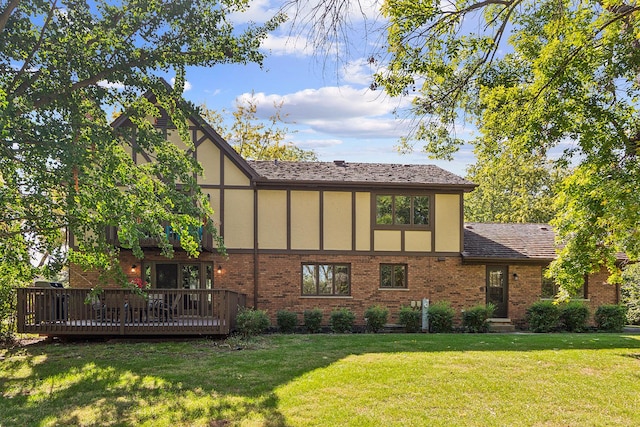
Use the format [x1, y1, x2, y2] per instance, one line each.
[247, 160, 476, 190]
[462, 223, 557, 263]
[110, 80, 260, 182]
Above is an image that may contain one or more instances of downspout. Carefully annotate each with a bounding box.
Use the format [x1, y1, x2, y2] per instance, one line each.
[253, 188, 259, 308]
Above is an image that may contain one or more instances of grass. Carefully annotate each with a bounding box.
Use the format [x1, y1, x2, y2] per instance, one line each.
[1, 333, 640, 426]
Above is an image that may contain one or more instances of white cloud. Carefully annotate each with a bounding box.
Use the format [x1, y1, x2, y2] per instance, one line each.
[235, 85, 414, 138]
[170, 78, 192, 92]
[97, 80, 125, 89]
[261, 34, 314, 57]
[229, 0, 281, 24]
[281, 0, 382, 24]
[294, 138, 343, 149]
[340, 59, 377, 85]
[238, 86, 410, 120]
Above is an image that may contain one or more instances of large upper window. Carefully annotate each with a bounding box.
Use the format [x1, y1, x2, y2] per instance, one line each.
[302, 263, 350, 296]
[376, 195, 430, 227]
[380, 264, 408, 289]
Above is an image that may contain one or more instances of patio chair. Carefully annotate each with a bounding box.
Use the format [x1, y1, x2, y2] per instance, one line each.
[157, 294, 182, 321]
[126, 294, 148, 323]
[90, 294, 106, 322]
[104, 293, 123, 323]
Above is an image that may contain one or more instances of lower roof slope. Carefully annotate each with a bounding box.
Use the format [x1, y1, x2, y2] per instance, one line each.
[463, 223, 557, 262]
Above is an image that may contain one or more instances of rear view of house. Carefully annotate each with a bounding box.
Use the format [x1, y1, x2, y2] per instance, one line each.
[18, 96, 620, 336]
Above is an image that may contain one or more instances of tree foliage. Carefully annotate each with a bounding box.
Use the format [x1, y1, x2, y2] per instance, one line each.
[621, 263, 640, 325]
[0, 0, 282, 293]
[200, 96, 317, 161]
[465, 146, 566, 223]
[373, 0, 640, 292]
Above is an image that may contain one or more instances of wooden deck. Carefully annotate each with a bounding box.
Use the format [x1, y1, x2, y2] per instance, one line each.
[17, 288, 246, 337]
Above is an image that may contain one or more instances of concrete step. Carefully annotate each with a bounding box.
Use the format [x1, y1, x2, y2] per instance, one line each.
[488, 318, 516, 332]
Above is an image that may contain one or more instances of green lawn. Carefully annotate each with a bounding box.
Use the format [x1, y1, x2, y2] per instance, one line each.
[1, 333, 639, 426]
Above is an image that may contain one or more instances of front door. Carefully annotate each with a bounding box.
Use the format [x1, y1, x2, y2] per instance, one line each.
[486, 266, 508, 318]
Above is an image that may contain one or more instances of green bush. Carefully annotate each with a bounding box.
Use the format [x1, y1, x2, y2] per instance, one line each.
[0, 280, 16, 345]
[595, 304, 627, 332]
[428, 301, 455, 333]
[559, 301, 590, 332]
[276, 310, 298, 333]
[398, 306, 422, 333]
[330, 308, 355, 333]
[303, 308, 323, 333]
[236, 307, 270, 337]
[526, 300, 560, 333]
[621, 264, 640, 325]
[364, 305, 389, 333]
[462, 303, 495, 333]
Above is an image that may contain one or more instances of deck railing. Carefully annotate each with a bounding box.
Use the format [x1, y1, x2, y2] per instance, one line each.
[17, 287, 246, 336]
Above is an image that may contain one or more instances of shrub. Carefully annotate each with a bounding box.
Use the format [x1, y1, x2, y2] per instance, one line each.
[303, 308, 323, 333]
[462, 303, 495, 333]
[0, 280, 16, 345]
[276, 310, 298, 333]
[595, 304, 627, 332]
[398, 306, 422, 333]
[330, 308, 355, 333]
[364, 305, 389, 333]
[427, 301, 455, 333]
[621, 264, 640, 325]
[236, 307, 270, 337]
[559, 301, 590, 332]
[526, 300, 560, 332]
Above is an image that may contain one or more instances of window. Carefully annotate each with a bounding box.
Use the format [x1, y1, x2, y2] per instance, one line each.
[142, 262, 214, 289]
[302, 263, 350, 296]
[541, 269, 587, 299]
[375, 195, 430, 226]
[380, 264, 407, 289]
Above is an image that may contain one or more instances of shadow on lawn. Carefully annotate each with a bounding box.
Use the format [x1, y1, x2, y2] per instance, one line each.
[0, 339, 289, 426]
[2, 333, 640, 426]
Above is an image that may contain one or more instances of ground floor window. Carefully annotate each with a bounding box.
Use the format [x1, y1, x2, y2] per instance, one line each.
[380, 264, 408, 289]
[302, 263, 350, 296]
[541, 269, 587, 299]
[143, 262, 214, 289]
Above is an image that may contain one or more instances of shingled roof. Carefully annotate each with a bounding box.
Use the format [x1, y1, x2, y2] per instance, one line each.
[246, 160, 476, 190]
[462, 223, 557, 262]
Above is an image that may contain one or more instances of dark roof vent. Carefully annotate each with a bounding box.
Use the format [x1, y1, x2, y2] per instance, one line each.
[333, 160, 346, 167]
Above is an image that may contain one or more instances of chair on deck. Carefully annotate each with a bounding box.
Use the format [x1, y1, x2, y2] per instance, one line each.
[126, 294, 148, 323]
[103, 293, 123, 323]
[156, 294, 182, 321]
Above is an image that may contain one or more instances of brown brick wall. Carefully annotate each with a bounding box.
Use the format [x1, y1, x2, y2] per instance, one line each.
[70, 250, 620, 327]
[252, 255, 619, 327]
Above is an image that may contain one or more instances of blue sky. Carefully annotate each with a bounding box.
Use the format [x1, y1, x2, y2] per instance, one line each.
[174, 1, 475, 176]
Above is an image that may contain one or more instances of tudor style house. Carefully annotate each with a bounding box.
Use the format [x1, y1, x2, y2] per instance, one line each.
[84, 101, 620, 324]
[18, 95, 620, 336]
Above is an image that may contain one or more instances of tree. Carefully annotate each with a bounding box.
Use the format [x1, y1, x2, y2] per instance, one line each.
[621, 263, 640, 325]
[201, 96, 317, 161]
[464, 146, 566, 223]
[0, 0, 283, 336]
[367, 0, 640, 292]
